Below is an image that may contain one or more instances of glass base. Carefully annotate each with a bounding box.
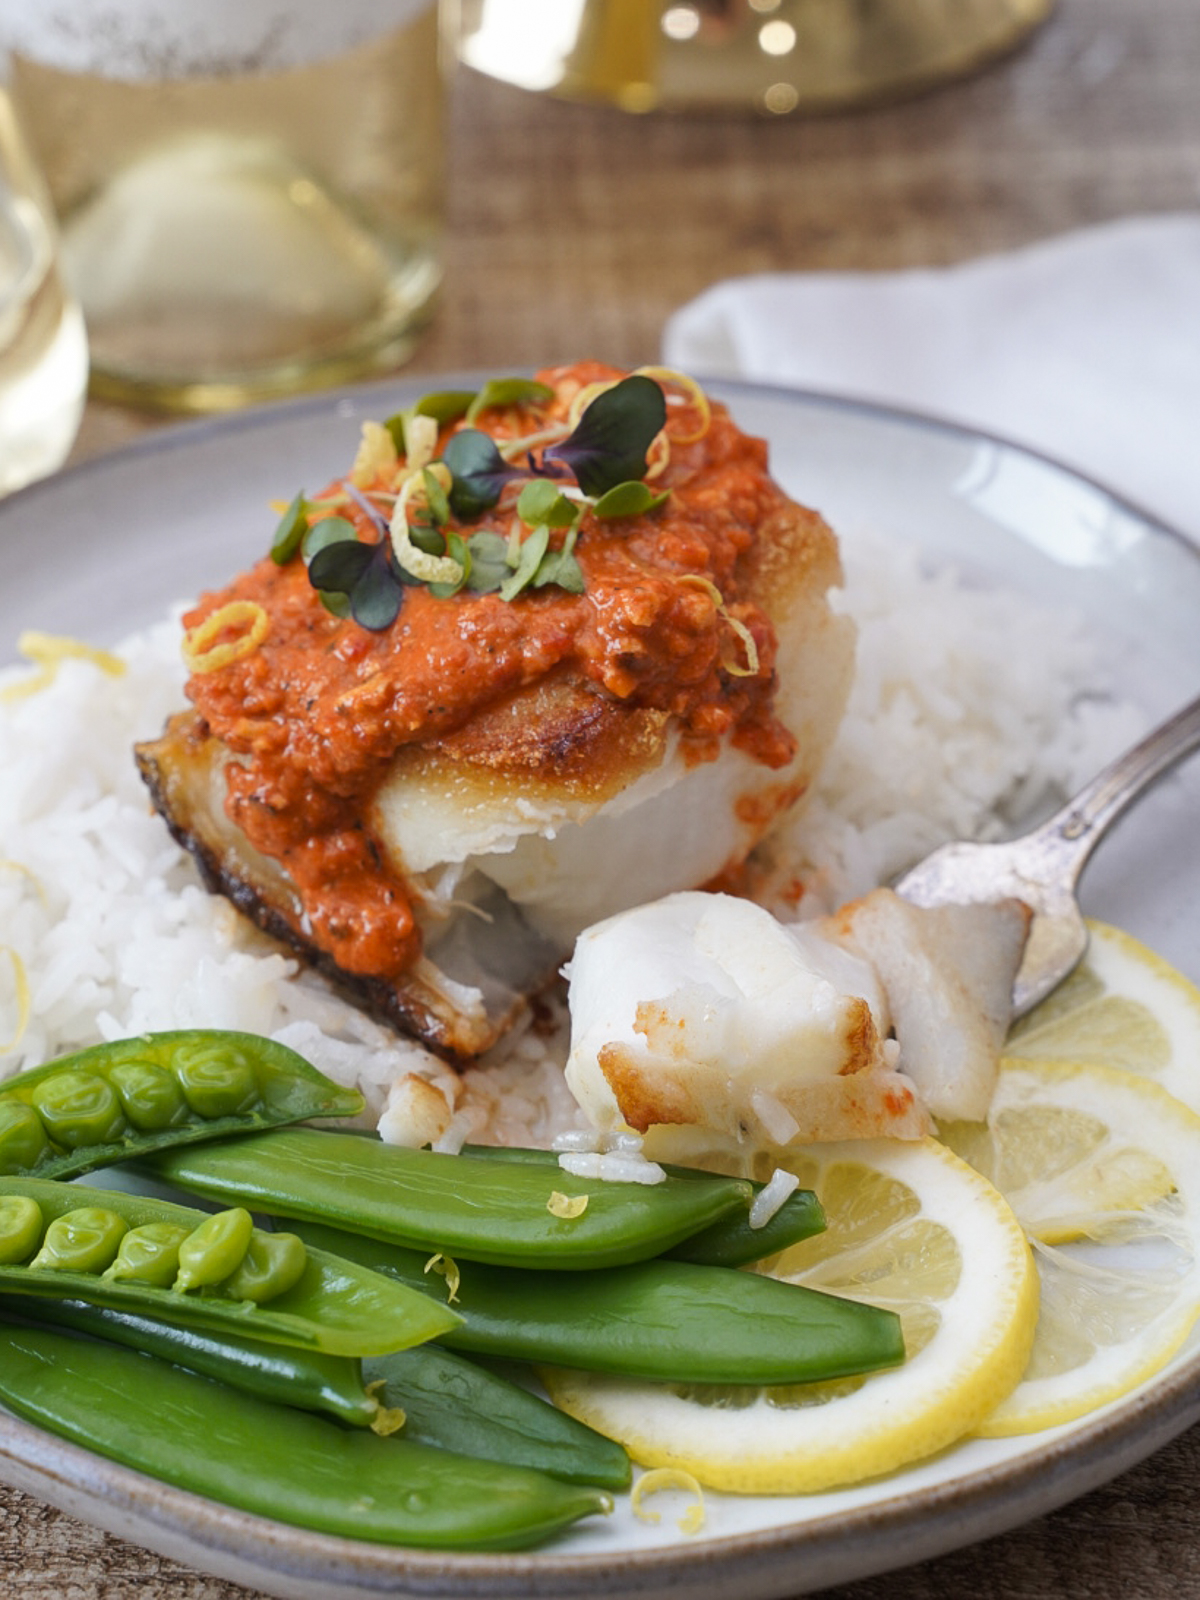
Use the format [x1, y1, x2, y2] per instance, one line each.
[61, 132, 441, 415]
[453, 0, 1057, 116]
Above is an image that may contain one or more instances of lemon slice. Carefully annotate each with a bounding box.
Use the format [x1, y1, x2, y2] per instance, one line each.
[543, 1139, 1037, 1493]
[943, 1058, 1200, 1438]
[1006, 921, 1200, 1112]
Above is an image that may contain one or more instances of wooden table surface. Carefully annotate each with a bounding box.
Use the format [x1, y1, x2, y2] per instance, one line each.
[6, 0, 1200, 1594]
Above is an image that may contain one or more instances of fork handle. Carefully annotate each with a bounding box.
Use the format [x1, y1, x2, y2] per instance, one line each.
[1040, 691, 1200, 876]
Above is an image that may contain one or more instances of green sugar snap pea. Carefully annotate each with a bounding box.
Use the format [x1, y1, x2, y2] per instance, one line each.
[363, 1343, 631, 1491]
[0, 1322, 610, 1551]
[143, 1127, 763, 1271]
[0, 1176, 460, 1358]
[0, 1029, 365, 1181]
[460, 1144, 826, 1267]
[0, 1296, 390, 1430]
[294, 1220, 905, 1386]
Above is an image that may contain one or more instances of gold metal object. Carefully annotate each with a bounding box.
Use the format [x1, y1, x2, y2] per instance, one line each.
[451, 0, 1057, 115]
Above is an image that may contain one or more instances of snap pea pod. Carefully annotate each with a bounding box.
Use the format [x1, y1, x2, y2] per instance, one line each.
[292, 1220, 905, 1385]
[0, 1294, 387, 1429]
[142, 1127, 759, 1270]
[0, 1029, 364, 1180]
[363, 1345, 631, 1490]
[0, 1177, 459, 1357]
[459, 1144, 826, 1267]
[0, 1322, 611, 1550]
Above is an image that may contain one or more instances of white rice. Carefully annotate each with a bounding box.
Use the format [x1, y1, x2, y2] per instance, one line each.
[0, 537, 1144, 1140]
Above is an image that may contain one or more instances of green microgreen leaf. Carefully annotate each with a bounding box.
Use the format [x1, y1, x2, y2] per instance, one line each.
[408, 524, 446, 558]
[385, 391, 476, 453]
[421, 467, 451, 527]
[592, 480, 671, 520]
[463, 532, 510, 594]
[302, 516, 358, 562]
[516, 479, 579, 529]
[318, 590, 352, 619]
[535, 550, 585, 594]
[429, 533, 472, 599]
[465, 378, 554, 424]
[270, 492, 310, 564]
[499, 524, 550, 602]
[544, 375, 666, 498]
[442, 429, 525, 519]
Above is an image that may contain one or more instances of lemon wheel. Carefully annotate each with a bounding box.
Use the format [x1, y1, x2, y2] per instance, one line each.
[543, 1138, 1037, 1494]
[1006, 920, 1200, 1112]
[944, 1057, 1200, 1438]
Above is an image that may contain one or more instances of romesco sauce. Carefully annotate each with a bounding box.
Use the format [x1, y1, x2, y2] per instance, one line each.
[181, 363, 797, 983]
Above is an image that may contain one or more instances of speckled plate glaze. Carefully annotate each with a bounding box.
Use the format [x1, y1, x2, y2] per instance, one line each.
[2, 377, 1199, 1600]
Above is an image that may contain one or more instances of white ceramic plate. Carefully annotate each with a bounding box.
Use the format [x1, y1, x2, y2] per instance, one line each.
[2, 378, 1199, 1600]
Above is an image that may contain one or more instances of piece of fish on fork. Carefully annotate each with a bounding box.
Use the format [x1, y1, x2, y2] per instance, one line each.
[894, 692, 1200, 1018]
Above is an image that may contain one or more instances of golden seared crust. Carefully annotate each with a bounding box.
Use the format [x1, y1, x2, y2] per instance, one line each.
[392, 671, 671, 805]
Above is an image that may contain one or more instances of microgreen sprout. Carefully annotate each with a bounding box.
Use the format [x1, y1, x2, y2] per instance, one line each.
[275, 373, 677, 630]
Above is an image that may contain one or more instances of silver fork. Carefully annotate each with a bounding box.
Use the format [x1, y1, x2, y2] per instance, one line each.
[894, 691, 1200, 1017]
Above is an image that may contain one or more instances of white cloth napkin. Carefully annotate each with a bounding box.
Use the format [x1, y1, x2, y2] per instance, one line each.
[662, 214, 1200, 544]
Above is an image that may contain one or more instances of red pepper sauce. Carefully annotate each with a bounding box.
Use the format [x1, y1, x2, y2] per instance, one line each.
[182, 363, 797, 982]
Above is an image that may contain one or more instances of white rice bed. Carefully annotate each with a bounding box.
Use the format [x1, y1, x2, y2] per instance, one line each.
[0, 539, 1144, 1147]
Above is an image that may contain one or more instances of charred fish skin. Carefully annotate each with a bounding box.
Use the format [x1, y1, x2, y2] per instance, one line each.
[135, 720, 559, 1060]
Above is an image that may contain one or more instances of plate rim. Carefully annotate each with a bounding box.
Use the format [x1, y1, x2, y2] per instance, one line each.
[2, 373, 1199, 1595]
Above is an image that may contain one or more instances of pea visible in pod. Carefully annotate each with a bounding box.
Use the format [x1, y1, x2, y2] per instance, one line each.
[0, 1029, 365, 1181]
[29, 1207, 128, 1275]
[0, 1195, 43, 1265]
[142, 1127, 762, 1271]
[293, 1220, 906, 1386]
[0, 1322, 611, 1550]
[0, 1176, 460, 1358]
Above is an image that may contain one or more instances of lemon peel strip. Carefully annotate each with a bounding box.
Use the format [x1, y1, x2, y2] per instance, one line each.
[389, 467, 464, 586]
[677, 575, 761, 677]
[182, 603, 269, 675]
[2, 632, 126, 702]
[631, 1469, 706, 1533]
[424, 1251, 461, 1305]
[635, 366, 712, 443]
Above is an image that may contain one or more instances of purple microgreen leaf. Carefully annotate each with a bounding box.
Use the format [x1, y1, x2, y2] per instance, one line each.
[592, 480, 671, 520]
[544, 375, 666, 498]
[307, 536, 375, 596]
[499, 524, 550, 601]
[270, 491, 310, 564]
[465, 378, 554, 424]
[443, 429, 526, 519]
[349, 562, 404, 630]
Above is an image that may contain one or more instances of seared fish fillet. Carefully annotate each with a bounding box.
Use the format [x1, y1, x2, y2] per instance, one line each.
[136, 367, 854, 1058]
